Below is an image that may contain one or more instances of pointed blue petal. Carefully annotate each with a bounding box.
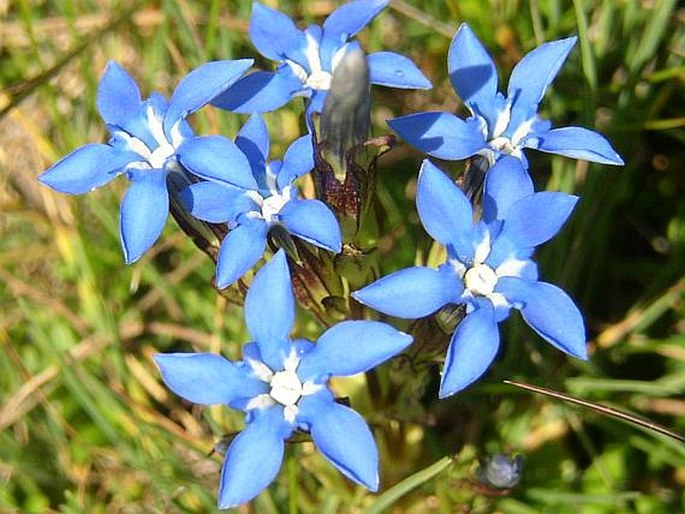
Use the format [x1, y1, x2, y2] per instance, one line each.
[323, 0, 388, 41]
[218, 407, 288, 509]
[388, 112, 485, 160]
[526, 126, 625, 165]
[298, 393, 379, 491]
[245, 250, 294, 370]
[279, 199, 341, 253]
[439, 303, 500, 398]
[164, 59, 253, 133]
[277, 135, 314, 188]
[368, 51, 432, 89]
[298, 321, 412, 381]
[180, 182, 257, 223]
[417, 159, 474, 250]
[498, 192, 578, 247]
[249, 2, 303, 61]
[482, 156, 534, 222]
[97, 61, 141, 128]
[154, 353, 266, 405]
[351, 266, 458, 318]
[38, 144, 132, 194]
[212, 69, 302, 114]
[177, 135, 258, 189]
[448, 23, 499, 124]
[508, 36, 576, 125]
[215, 220, 267, 289]
[120, 170, 168, 263]
[497, 277, 587, 359]
[236, 113, 270, 166]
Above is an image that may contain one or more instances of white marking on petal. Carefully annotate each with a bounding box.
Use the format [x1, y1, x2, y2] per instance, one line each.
[448, 258, 468, 279]
[510, 117, 537, 147]
[283, 404, 299, 424]
[301, 381, 324, 397]
[282, 350, 301, 373]
[146, 104, 168, 148]
[286, 59, 309, 84]
[488, 292, 510, 310]
[245, 393, 276, 411]
[304, 32, 322, 74]
[115, 131, 153, 161]
[491, 103, 511, 139]
[247, 357, 273, 382]
[330, 44, 349, 74]
[474, 232, 492, 265]
[495, 258, 529, 278]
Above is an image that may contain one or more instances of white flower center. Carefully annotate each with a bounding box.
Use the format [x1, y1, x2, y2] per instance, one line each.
[269, 370, 303, 406]
[306, 70, 332, 90]
[464, 263, 498, 296]
[261, 193, 288, 222]
[149, 143, 175, 169]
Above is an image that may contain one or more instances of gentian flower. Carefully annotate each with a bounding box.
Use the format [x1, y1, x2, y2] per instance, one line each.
[389, 23, 623, 167]
[38, 59, 254, 263]
[154, 250, 413, 508]
[179, 114, 342, 288]
[352, 157, 587, 397]
[212, 0, 431, 115]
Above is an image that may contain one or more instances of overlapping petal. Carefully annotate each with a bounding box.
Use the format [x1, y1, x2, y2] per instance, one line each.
[119, 170, 169, 264]
[322, 0, 388, 42]
[526, 126, 625, 165]
[211, 70, 303, 114]
[97, 61, 142, 128]
[279, 199, 342, 253]
[439, 302, 500, 397]
[235, 113, 270, 171]
[181, 182, 257, 224]
[388, 112, 485, 160]
[367, 51, 432, 89]
[482, 156, 534, 222]
[277, 134, 314, 188]
[154, 353, 267, 405]
[215, 220, 268, 289]
[297, 321, 412, 381]
[352, 266, 457, 318]
[38, 144, 135, 194]
[218, 407, 288, 509]
[244, 250, 294, 370]
[177, 135, 257, 189]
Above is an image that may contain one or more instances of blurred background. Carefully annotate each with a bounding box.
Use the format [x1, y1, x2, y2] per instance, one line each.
[1, 0, 683, 512]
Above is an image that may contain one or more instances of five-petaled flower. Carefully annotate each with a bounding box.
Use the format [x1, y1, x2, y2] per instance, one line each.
[38, 59, 254, 263]
[352, 158, 587, 398]
[179, 114, 342, 288]
[154, 250, 413, 508]
[212, 0, 431, 116]
[389, 23, 624, 168]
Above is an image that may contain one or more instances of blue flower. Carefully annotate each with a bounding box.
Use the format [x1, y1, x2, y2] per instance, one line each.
[154, 250, 413, 508]
[389, 23, 623, 167]
[38, 59, 254, 263]
[212, 0, 431, 115]
[352, 157, 587, 398]
[179, 114, 342, 288]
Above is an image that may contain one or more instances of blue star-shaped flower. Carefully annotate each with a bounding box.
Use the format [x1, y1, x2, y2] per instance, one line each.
[154, 250, 413, 508]
[212, 0, 431, 115]
[389, 23, 624, 167]
[352, 157, 587, 398]
[179, 114, 342, 288]
[38, 59, 254, 263]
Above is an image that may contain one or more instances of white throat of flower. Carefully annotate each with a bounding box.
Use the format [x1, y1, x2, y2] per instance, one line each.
[245, 349, 323, 424]
[246, 185, 293, 224]
[118, 104, 183, 171]
[285, 33, 348, 92]
[478, 101, 535, 165]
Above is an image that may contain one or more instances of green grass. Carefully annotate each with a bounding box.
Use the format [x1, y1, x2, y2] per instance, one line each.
[1, 0, 684, 512]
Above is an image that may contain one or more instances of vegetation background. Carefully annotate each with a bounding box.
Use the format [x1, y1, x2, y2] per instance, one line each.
[1, 0, 683, 512]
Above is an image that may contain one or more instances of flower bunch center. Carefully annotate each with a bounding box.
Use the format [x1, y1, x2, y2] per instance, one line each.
[269, 369, 303, 406]
[261, 193, 288, 222]
[464, 263, 498, 296]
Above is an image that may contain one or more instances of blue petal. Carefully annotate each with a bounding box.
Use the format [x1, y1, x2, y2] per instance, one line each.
[154, 353, 266, 405]
[215, 220, 268, 289]
[218, 407, 288, 509]
[177, 135, 258, 189]
[448, 23, 499, 125]
[351, 266, 458, 318]
[97, 61, 142, 128]
[277, 134, 314, 189]
[298, 393, 379, 491]
[297, 321, 413, 381]
[388, 112, 485, 160]
[236, 113, 270, 173]
[367, 51, 432, 89]
[322, 0, 388, 41]
[180, 182, 257, 223]
[164, 59, 254, 134]
[212, 70, 302, 114]
[249, 2, 303, 61]
[38, 144, 133, 194]
[525, 126, 625, 165]
[279, 199, 342, 253]
[120, 170, 168, 263]
[497, 277, 587, 359]
[498, 192, 578, 247]
[417, 159, 474, 252]
[439, 302, 500, 398]
[245, 249, 294, 371]
[507, 36, 576, 129]
[482, 156, 534, 223]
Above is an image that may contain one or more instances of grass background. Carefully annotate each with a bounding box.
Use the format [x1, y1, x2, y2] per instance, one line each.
[1, 0, 684, 512]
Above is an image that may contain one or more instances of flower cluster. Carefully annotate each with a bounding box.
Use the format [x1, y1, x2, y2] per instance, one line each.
[38, 0, 624, 508]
